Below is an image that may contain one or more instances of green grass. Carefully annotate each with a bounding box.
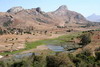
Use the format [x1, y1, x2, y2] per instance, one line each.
[0, 32, 82, 55]
[25, 40, 46, 50]
[0, 50, 25, 55]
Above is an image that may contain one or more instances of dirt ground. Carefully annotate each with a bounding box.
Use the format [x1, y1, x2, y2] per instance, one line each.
[0, 27, 98, 52]
[0, 33, 65, 52]
[73, 31, 100, 55]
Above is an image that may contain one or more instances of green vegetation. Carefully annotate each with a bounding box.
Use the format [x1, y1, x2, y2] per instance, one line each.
[95, 51, 100, 60]
[0, 51, 100, 67]
[0, 30, 3, 35]
[79, 33, 91, 46]
[25, 40, 45, 50]
[0, 49, 25, 55]
[46, 53, 75, 67]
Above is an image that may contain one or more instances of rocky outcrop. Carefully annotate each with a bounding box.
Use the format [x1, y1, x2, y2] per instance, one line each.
[54, 5, 68, 15]
[36, 7, 41, 13]
[0, 13, 13, 27]
[7, 6, 24, 13]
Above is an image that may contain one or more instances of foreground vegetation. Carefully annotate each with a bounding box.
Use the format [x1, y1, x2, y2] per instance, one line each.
[0, 50, 100, 67]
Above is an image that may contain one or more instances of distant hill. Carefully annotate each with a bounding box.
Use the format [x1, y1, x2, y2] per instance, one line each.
[87, 14, 100, 22]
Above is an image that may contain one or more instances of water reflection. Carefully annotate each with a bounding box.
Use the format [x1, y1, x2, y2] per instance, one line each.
[46, 45, 64, 51]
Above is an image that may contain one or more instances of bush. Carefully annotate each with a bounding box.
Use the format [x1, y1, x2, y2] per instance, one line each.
[0, 61, 5, 67]
[0, 51, 99, 67]
[33, 55, 46, 67]
[75, 50, 98, 67]
[68, 54, 81, 67]
[95, 52, 100, 60]
[80, 33, 91, 46]
[0, 30, 3, 35]
[46, 53, 75, 67]
[10, 61, 32, 67]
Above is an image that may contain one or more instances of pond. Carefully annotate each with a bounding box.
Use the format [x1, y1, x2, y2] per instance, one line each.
[14, 53, 34, 58]
[46, 45, 64, 51]
[13, 43, 80, 58]
[46, 42, 80, 52]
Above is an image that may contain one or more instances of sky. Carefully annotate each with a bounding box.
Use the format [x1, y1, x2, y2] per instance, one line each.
[0, 0, 100, 17]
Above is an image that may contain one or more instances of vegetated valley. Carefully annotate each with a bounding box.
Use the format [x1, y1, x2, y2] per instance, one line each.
[0, 5, 100, 67]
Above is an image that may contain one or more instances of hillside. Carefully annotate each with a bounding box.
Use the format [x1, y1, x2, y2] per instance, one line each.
[0, 5, 88, 30]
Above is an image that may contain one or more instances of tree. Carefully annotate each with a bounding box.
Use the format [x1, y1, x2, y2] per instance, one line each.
[0, 30, 3, 35]
[46, 53, 75, 67]
[80, 33, 91, 46]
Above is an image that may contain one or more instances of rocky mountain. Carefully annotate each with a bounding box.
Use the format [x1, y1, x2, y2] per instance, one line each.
[48, 5, 87, 26]
[0, 5, 88, 30]
[87, 14, 100, 22]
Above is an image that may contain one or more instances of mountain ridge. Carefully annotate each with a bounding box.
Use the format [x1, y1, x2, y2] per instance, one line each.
[0, 5, 92, 31]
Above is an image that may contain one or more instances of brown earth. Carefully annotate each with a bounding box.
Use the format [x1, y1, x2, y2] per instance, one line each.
[0, 5, 89, 31]
[73, 31, 100, 56]
[0, 32, 66, 52]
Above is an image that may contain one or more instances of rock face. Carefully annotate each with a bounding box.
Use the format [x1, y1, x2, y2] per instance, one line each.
[36, 7, 41, 13]
[7, 6, 24, 13]
[54, 5, 68, 14]
[0, 13, 13, 27]
[0, 5, 89, 30]
[48, 5, 87, 26]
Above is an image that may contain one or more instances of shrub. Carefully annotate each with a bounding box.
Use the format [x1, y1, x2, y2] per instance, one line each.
[0, 61, 5, 67]
[75, 50, 98, 67]
[46, 53, 75, 67]
[0, 30, 3, 35]
[95, 52, 100, 60]
[33, 55, 46, 67]
[79, 33, 91, 46]
[46, 55, 61, 67]
[11, 61, 24, 67]
[68, 54, 81, 67]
